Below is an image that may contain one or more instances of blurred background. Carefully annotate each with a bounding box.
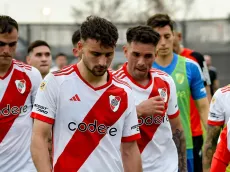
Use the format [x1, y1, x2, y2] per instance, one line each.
[1, 0, 230, 86]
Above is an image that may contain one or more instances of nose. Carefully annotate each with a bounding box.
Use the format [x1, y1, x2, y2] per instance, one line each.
[2, 45, 10, 54]
[160, 37, 166, 46]
[137, 56, 145, 66]
[41, 55, 48, 62]
[98, 55, 107, 66]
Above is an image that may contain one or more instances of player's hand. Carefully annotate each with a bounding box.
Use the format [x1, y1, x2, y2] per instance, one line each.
[136, 96, 165, 117]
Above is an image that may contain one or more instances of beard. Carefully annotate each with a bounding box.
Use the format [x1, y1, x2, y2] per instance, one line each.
[83, 58, 108, 76]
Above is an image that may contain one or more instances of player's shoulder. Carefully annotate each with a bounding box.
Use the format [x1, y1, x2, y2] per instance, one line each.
[12, 59, 41, 78]
[51, 64, 76, 79]
[112, 65, 126, 79]
[112, 75, 132, 92]
[185, 58, 201, 71]
[150, 68, 172, 80]
[220, 84, 230, 94]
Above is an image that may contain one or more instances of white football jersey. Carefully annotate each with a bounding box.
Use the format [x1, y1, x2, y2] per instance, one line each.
[0, 59, 42, 172]
[208, 84, 230, 126]
[113, 63, 179, 172]
[31, 65, 140, 172]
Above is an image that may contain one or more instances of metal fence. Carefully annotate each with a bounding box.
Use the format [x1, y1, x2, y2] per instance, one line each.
[17, 19, 230, 86]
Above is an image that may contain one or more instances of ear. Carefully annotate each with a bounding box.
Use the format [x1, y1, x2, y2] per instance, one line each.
[77, 40, 83, 52]
[123, 44, 128, 59]
[26, 56, 30, 64]
[72, 48, 79, 57]
[177, 32, 182, 42]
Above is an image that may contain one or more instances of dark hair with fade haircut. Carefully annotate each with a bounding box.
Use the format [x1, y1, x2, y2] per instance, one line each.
[126, 25, 160, 46]
[0, 15, 18, 34]
[55, 52, 67, 59]
[146, 14, 174, 32]
[80, 15, 118, 48]
[72, 29, 80, 46]
[27, 40, 50, 54]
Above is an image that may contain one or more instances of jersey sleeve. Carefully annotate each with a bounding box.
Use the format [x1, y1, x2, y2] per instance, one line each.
[208, 89, 225, 126]
[188, 60, 207, 100]
[190, 51, 211, 86]
[166, 76, 180, 119]
[30, 67, 42, 104]
[121, 91, 141, 142]
[31, 73, 58, 125]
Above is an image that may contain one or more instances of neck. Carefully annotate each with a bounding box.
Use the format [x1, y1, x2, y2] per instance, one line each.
[156, 53, 174, 67]
[0, 62, 12, 78]
[42, 73, 48, 79]
[178, 46, 184, 55]
[77, 61, 108, 87]
[126, 65, 150, 87]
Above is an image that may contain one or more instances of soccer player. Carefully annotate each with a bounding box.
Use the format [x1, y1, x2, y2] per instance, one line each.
[113, 25, 186, 172]
[173, 23, 211, 172]
[26, 40, 52, 78]
[0, 15, 42, 172]
[72, 29, 82, 60]
[147, 14, 209, 172]
[50, 53, 68, 72]
[30, 16, 142, 172]
[203, 84, 230, 172]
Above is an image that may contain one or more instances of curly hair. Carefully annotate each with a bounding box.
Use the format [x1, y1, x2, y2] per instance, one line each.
[0, 15, 18, 34]
[146, 14, 174, 32]
[80, 16, 118, 48]
[126, 25, 160, 46]
[72, 29, 80, 46]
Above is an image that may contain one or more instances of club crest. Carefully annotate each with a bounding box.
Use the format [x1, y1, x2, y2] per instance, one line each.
[109, 95, 121, 112]
[158, 88, 167, 102]
[15, 79, 26, 94]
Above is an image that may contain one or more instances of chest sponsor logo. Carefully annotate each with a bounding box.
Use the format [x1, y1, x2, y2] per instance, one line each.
[175, 73, 185, 84]
[158, 88, 167, 102]
[109, 95, 121, 112]
[15, 79, 26, 94]
[0, 104, 28, 116]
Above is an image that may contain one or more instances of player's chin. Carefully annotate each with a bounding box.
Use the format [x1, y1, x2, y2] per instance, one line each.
[0, 56, 12, 64]
[92, 70, 107, 76]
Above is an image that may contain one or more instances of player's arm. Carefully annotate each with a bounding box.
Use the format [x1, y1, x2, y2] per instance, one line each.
[122, 91, 142, 172]
[210, 126, 230, 172]
[30, 73, 58, 171]
[190, 61, 209, 130]
[203, 89, 225, 171]
[169, 117, 187, 172]
[31, 120, 52, 172]
[203, 125, 222, 172]
[121, 141, 142, 172]
[195, 97, 209, 130]
[136, 96, 164, 117]
[167, 76, 187, 172]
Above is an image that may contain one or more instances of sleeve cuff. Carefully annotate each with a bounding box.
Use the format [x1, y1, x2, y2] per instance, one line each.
[121, 133, 141, 142]
[208, 120, 224, 126]
[168, 110, 180, 119]
[31, 112, 55, 124]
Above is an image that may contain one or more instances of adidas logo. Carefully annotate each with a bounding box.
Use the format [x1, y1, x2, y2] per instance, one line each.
[70, 94, 81, 101]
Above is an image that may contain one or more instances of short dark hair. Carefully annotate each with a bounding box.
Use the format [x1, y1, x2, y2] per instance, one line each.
[72, 29, 80, 46]
[28, 40, 50, 54]
[80, 16, 118, 48]
[146, 14, 174, 31]
[55, 52, 67, 60]
[0, 15, 18, 34]
[126, 25, 160, 46]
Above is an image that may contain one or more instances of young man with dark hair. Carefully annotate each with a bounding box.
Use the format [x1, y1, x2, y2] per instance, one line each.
[0, 15, 42, 172]
[72, 29, 82, 60]
[26, 40, 52, 78]
[147, 14, 209, 172]
[50, 52, 68, 72]
[113, 25, 186, 172]
[30, 16, 142, 172]
[173, 22, 212, 172]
